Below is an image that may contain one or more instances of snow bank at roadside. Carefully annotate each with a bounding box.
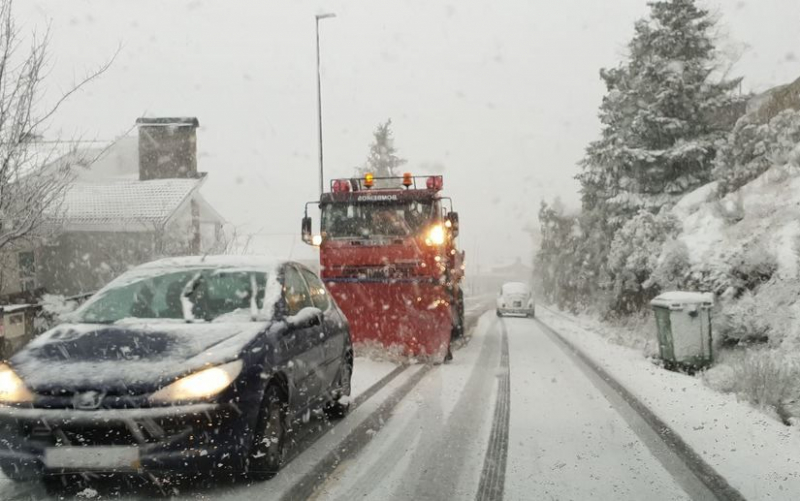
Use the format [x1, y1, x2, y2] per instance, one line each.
[539, 308, 800, 500]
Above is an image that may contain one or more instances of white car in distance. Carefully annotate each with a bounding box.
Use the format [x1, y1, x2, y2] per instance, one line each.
[496, 282, 535, 318]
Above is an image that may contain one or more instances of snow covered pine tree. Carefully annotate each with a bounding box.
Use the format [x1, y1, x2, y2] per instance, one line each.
[577, 0, 742, 228]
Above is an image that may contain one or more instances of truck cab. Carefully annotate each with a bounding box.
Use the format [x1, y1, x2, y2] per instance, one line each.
[301, 174, 464, 361]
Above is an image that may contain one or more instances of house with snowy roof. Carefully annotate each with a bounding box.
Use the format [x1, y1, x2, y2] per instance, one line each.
[0, 117, 227, 301]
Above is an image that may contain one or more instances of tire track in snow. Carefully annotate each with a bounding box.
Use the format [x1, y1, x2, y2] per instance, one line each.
[535, 311, 746, 501]
[475, 319, 510, 501]
[281, 364, 432, 501]
[316, 314, 501, 500]
[405, 316, 501, 499]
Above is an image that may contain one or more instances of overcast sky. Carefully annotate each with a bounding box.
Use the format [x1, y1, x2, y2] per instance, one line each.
[18, 0, 800, 271]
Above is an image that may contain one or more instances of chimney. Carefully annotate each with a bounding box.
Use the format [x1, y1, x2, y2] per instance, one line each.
[135, 117, 200, 181]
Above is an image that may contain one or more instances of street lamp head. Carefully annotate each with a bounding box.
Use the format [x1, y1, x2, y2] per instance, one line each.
[316, 13, 336, 20]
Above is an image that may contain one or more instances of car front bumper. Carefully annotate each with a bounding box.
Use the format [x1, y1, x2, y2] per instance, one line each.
[497, 307, 534, 316]
[0, 402, 259, 478]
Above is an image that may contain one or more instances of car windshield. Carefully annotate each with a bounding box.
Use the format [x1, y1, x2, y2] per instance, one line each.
[77, 269, 268, 323]
[322, 201, 435, 238]
[502, 283, 530, 295]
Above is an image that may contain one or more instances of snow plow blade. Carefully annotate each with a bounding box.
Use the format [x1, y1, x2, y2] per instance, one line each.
[325, 281, 452, 361]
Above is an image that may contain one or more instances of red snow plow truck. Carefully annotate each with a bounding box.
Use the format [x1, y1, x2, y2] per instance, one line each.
[301, 173, 465, 362]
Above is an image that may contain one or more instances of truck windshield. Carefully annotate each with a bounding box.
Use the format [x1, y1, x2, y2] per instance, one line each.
[322, 201, 435, 239]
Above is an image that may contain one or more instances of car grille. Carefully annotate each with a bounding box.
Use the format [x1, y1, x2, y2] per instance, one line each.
[25, 422, 140, 446]
[18, 408, 235, 447]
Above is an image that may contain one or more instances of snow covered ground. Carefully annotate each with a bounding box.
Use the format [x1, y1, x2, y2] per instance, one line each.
[538, 307, 800, 500]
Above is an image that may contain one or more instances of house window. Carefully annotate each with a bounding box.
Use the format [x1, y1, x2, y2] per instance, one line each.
[18, 251, 36, 292]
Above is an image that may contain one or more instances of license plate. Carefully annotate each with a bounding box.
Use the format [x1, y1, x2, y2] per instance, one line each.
[44, 446, 139, 470]
[513, 301, 522, 307]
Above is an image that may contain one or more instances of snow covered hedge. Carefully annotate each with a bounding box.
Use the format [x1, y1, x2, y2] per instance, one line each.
[606, 210, 680, 314]
[714, 109, 800, 196]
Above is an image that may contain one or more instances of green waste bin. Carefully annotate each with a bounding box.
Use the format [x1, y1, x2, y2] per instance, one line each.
[650, 292, 714, 370]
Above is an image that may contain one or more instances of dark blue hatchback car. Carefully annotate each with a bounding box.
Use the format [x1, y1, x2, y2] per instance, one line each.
[0, 256, 353, 482]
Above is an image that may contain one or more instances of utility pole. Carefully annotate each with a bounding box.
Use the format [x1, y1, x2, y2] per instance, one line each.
[315, 13, 336, 196]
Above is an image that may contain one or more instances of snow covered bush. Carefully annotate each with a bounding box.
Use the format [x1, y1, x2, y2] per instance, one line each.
[39, 294, 78, 318]
[708, 349, 800, 421]
[729, 243, 778, 292]
[605, 210, 680, 314]
[36, 294, 81, 333]
[534, 202, 613, 313]
[714, 109, 800, 196]
[713, 291, 771, 346]
[712, 193, 745, 224]
[647, 239, 691, 292]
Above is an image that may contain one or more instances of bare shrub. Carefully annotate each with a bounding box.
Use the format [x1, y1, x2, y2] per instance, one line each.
[719, 349, 800, 419]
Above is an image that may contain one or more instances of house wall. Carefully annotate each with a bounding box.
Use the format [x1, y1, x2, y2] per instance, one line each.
[162, 196, 224, 256]
[38, 232, 157, 296]
[38, 199, 224, 296]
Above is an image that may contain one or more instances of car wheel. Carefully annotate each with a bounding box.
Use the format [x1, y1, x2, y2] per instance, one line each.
[0, 464, 38, 483]
[496, 309, 502, 317]
[325, 358, 352, 420]
[247, 385, 287, 481]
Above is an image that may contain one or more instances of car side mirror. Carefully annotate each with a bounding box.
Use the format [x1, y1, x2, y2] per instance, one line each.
[301, 217, 313, 245]
[446, 212, 459, 237]
[286, 307, 323, 330]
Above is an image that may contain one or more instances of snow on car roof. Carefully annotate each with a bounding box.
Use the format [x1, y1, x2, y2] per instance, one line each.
[96, 255, 285, 296]
[502, 282, 531, 293]
[138, 255, 285, 271]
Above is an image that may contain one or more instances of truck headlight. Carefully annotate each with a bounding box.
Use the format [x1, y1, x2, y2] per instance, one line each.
[150, 360, 243, 404]
[0, 364, 33, 404]
[425, 224, 446, 246]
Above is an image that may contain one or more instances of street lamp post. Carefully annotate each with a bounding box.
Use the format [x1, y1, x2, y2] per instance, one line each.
[315, 13, 336, 197]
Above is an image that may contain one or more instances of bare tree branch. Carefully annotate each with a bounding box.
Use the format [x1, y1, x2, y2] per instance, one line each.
[0, 0, 114, 257]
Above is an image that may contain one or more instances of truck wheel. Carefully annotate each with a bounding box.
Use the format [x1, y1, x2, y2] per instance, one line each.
[450, 289, 465, 340]
[247, 385, 287, 481]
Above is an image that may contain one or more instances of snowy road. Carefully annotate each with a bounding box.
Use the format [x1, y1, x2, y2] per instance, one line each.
[312, 313, 720, 501]
[0, 310, 739, 500]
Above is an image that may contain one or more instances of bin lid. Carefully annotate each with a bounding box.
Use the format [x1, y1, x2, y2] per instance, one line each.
[650, 291, 713, 310]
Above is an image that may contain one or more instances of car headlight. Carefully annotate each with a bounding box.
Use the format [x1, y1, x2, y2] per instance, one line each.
[0, 364, 33, 404]
[150, 360, 243, 404]
[425, 224, 446, 246]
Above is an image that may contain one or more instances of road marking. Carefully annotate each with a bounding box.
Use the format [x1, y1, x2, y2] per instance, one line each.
[475, 319, 510, 501]
[281, 364, 433, 501]
[535, 312, 746, 501]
